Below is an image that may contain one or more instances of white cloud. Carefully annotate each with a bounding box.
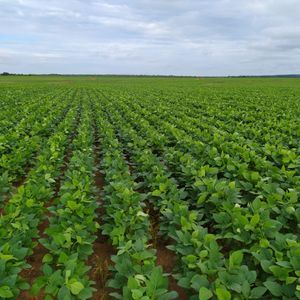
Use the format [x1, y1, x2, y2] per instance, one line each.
[0, 0, 299, 75]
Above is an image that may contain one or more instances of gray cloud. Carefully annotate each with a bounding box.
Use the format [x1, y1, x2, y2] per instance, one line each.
[0, 0, 299, 75]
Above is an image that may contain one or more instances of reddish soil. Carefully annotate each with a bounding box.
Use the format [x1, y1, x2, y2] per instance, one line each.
[18, 288, 45, 300]
[12, 175, 27, 189]
[18, 125, 77, 300]
[90, 134, 116, 299]
[157, 244, 177, 273]
[146, 201, 188, 299]
[89, 236, 115, 300]
[94, 165, 104, 191]
[90, 127, 187, 299]
[122, 147, 188, 300]
[146, 202, 160, 248]
[157, 243, 189, 300]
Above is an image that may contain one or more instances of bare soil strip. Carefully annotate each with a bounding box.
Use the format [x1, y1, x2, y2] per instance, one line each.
[89, 123, 116, 300]
[124, 149, 188, 299]
[147, 202, 188, 300]
[18, 112, 80, 300]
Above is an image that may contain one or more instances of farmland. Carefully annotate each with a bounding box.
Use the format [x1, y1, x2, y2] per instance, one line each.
[0, 75, 299, 300]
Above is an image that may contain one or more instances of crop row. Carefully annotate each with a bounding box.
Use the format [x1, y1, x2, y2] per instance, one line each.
[92, 89, 300, 299]
[0, 79, 299, 299]
[93, 100, 177, 299]
[0, 95, 79, 299]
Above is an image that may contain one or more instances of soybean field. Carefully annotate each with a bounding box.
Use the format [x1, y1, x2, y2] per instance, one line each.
[0, 76, 299, 300]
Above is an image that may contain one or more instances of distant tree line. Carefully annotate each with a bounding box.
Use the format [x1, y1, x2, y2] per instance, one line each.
[0, 72, 34, 76]
[228, 74, 300, 78]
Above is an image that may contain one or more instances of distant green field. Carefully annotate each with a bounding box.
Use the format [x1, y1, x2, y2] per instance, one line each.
[1, 74, 300, 88]
[0, 76, 299, 299]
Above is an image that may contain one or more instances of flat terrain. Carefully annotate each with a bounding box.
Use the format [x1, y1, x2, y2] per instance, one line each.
[0, 76, 299, 300]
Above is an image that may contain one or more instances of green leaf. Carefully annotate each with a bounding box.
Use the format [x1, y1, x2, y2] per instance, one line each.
[127, 277, 139, 290]
[216, 288, 231, 300]
[67, 200, 78, 210]
[250, 214, 260, 226]
[25, 198, 35, 208]
[260, 260, 272, 272]
[42, 264, 52, 276]
[58, 252, 69, 263]
[229, 250, 243, 268]
[148, 266, 167, 292]
[132, 289, 143, 299]
[163, 291, 178, 299]
[191, 274, 209, 291]
[0, 254, 14, 261]
[69, 281, 84, 295]
[43, 254, 53, 263]
[259, 239, 269, 248]
[19, 282, 30, 290]
[31, 277, 46, 295]
[263, 281, 282, 297]
[286, 277, 297, 284]
[0, 286, 14, 298]
[58, 286, 72, 300]
[152, 189, 161, 196]
[250, 287, 267, 299]
[269, 265, 290, 280]
[197, 193, 208, 204]
[241, 281, 250, 297]
[178, 277, 190, 289]
[199, 287, 213, 300]
[109, 292, 122, 299]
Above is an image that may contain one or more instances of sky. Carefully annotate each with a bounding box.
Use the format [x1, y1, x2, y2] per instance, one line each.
[0, 0, 299, 76]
